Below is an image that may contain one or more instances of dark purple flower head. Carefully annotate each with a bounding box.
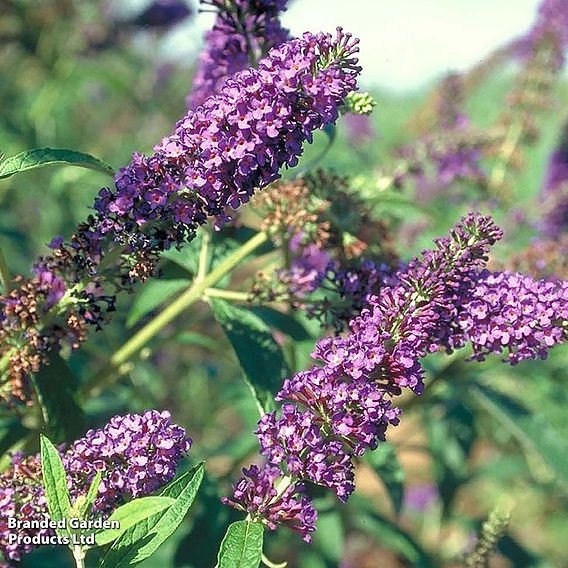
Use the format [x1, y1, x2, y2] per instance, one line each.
[521, 0, 568, 62]
[188, 0, 291, 108]
[399, 116, 486, 201]
[0, 410, 190, 562]
[226, 213, 568, 541]
[404, 483, 439, 512]
[96, 28, 360, 251]
[65, 409, 191, 504]
[282, 239, 331, 297]
[222, 464, 317, 542]
[34, 268, 66, 310]
[131, 0, 192, 29]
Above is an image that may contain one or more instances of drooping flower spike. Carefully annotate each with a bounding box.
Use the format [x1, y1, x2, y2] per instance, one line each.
[225, 213, 568, 537]
[0, 29, 361, 403]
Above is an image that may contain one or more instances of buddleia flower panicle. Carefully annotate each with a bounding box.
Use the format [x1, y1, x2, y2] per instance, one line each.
[0, 410, 191, 563]
[445, 270, 568, 363]
[519, 0, 568, 67]
[188, 0, 291, 108]
[225, 213, 568, 538]
[221, 464, 317, 542]
[0, 29, 361, 404]
[130, 0, 192, 29]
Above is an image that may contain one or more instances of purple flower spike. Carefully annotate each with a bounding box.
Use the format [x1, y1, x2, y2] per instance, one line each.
[222, 464, 317, 542]
[448, 271, 568, 363]
[131, 0, 192, 29]
[226, 213, 568, 541]
[539, 124, 568, 238]
[0, 29, 361, 402]
[188, 0, 291, 108]
[0, 411, 191, 562]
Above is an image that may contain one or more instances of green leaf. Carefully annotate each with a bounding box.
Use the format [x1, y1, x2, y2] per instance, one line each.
[0, 147, 114, 179]
[127, 279, 190, 328]
[210, 299, 289, 415]
[174, 331, 221, 352]
[217, 520, 264, 568]
[366, 442, 405, 515]
[313, 511, 344, 561]
[0, 418, 29, 457]
[249, 307, 313, 341]
[40, 435, 73, 540]
[161, 238, 201, 275]
[76, 471, 102, 520]
[471, 384, 568, 492]
[95, 497, 175, 546]
[31, 352, 85, 442]
[498, 535, 551, 567]
[350, 503, 435, 568]
[425, 395, 475, 512]
[100, 462, 204, 568]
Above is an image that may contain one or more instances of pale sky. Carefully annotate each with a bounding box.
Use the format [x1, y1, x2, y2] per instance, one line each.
[158, 0, 543, 91]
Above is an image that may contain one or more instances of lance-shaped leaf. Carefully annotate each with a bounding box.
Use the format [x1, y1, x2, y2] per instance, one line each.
[313, 511, 344, 562]
[249, 307, 313, 341]
[217, 520, 264, 568]
[31, 352, 85, 443]
[100, 462, 204, 568]
[349, 497, 435, 568]
[75, 471, 102, 520]
[0, 147, 114, 179]
[471, 384, 568, 492]
[366, 442, 405, 515]
[210, 299, 289, 415]
[127, 279, 190, 328]
[40, 435, 73, 540]
[95, 497, 175, 546]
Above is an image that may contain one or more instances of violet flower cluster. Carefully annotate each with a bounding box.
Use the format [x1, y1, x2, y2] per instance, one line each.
[221, 464, 317, 542]
[520, 0, 568, 66]
[398, 74, 486, 200]
[224, 213, 568, 538]
[0, 29, 361, 403]
[187, 0, 290, 108]
[446, 270, 568, 363]
[0, 410, 191, 563]
[249, 171, 400, 330]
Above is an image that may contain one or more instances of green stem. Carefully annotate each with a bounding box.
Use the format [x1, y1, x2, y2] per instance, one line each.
[261, 553, 288, 568]
[72, 546, 85, 568]
[204, 288, 250, 302]
[81, 231, 268, 398]
[196, 228, 212, 283]
[0, 245, 11, 292]
[270, 475, 293, 504]
[488, 121, 523, 194]
[97, 244, 127, 272]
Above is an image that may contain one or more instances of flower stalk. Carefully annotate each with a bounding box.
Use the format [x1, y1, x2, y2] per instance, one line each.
[0, 245, 11, 293]
[82, 230, 268, 398]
